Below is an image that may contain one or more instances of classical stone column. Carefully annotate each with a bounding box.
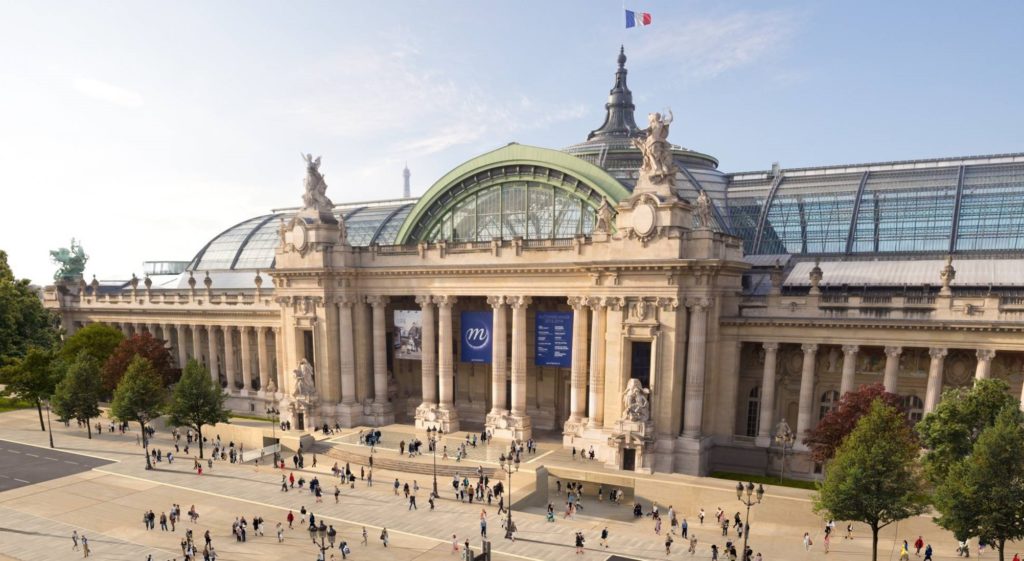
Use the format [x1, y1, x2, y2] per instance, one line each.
[586, 298, 606, 428]
[239, 326, 252, 392]
[368, 296, 390, 404]
[796, 343, 818, 441]
[338, 298, 357, 405]
[840, 345, 859, 396]
[191, 325, 202, 363]
[487, 296, 508, 416]
[435, 296, 457, 420]
[682, 298, 710, 438]
[354, 299, 372, 403]
[223, 326, 237, 391]
[508, 296, 532, 419]
[568, 296, 590, 423]
[924, 348, 947, 413]
[119, 322, 131, 337]
[272, 327, 284, 393]
[257, 327, 270, 393]
[756, 342, 779, 445]
[883, 346, 902, 393]
[206, 326, 219, 385]
[175, 324, 188, 369]
[416, 296, 437, 408]
[975, 349, 995, 381]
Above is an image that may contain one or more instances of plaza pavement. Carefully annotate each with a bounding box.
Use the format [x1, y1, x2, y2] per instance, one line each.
[0, 408, 1000, 561]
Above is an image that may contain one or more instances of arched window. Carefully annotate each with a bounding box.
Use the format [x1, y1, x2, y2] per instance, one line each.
[903, 395, 924, 423]
[746, 386, 761, 437]
[819, 390, 840, 420]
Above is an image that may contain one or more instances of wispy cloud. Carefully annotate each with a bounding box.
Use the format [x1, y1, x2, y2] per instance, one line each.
[73, 78, 144, 107]
[631, 11, 800, 80]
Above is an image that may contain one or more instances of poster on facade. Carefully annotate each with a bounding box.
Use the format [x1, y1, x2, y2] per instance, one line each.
[535, 311, 572, 367]
[393, 310, 423, 360]
[460, 311, 492, 363]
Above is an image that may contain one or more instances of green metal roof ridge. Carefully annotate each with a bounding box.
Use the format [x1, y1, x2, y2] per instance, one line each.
[395, 143, 630, 244]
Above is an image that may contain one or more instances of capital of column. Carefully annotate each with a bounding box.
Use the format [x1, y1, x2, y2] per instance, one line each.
[842, 344, 859, 356]
[976, 349, 996, 362]
[486, 295, 505, 308]
[239, 325, 251, 334]
[586, 296, 605, 310]
[603, 296, 624, 311]
[884, 345, 903, 358]
[415, 295, 432, 308]
[366, 295, 390, 308]
[685, 297, 713, 311]
[506, 296, 532, 309]
[338, 295, 361, 308]
[929, 347, 948, 359]
[433, 295, 458, 308]
[801, 343, 818, 355]
[762, 342, 779, 352]
[567, 296, 588, 310]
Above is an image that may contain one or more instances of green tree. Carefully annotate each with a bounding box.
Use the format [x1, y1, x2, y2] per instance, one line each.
[101, 331, 176, 394]
[0, 250, 57, 362]
[0, 347, 61, 431]
[814, 399, 928, 561]
[932, 405, 1024, 561]
[60, 323, 123, 366]
[110, 356, 166, 470]
[804, 383, 906, 465]
[917, 378, 1017, 485]
[51, 353, 103, 439]
[167, 359, 229, 459]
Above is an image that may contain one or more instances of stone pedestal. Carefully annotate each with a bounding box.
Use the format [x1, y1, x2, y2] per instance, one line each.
[485, 411, 531, 441]
[415, 404, 459, 433]
[333, 402, 361, 428]
[605, 419, 654, 474]
[674, 434, 712, 476]
[369, 402, 395, 426]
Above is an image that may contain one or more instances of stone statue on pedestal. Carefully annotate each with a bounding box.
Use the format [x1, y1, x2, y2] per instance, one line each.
[631, 110, 677, 186]
[695, 190, 713, 229]
[293, 359, 317, 399]
[594, 199, 614, 234]
[301, 154, 334, 213]
[50, 238, 88, 282]
[622, 378, 651, 423]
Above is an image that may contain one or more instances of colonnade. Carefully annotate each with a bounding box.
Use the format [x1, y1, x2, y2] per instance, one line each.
[754, 342, 1002, 446]
[110, 321, 281, 393]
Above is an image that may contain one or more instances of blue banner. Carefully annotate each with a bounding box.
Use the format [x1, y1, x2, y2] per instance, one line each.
[535, 311, 573, 367]
[460, 311, 493, 363]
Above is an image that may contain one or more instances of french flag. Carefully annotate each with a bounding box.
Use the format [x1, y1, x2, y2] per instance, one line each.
[625, 9, 652, 28]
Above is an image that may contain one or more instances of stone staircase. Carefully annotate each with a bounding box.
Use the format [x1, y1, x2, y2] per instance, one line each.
[321, 445, 498, 479]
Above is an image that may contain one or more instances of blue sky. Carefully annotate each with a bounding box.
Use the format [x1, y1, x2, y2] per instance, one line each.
[2, 1, 1022, 284]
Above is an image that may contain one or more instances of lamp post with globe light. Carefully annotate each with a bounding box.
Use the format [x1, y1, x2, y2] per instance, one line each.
[736, 481, 765, 561]
[498, 453, 515, 540]
[773, 418, 795, 483]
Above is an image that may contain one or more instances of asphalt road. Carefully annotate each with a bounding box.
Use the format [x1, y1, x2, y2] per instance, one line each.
[0, 439, 112, 492]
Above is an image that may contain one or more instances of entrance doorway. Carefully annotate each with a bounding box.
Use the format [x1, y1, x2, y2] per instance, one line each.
[630, 341, 652, 387]
[623, 448, 636, 471]
[297, 412, 305, 431]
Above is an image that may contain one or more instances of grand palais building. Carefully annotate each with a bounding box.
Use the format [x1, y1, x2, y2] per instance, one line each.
[45, 49, 1024, 478]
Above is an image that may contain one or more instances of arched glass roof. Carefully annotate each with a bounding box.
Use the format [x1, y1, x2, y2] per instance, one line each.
[730, 155, 1024, 257]
[188, 201, 415, 271]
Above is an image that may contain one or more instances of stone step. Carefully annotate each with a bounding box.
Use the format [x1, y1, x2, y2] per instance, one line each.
[322, 446, 498, 480]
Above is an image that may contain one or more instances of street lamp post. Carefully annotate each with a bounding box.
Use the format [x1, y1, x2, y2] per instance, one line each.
[498, 453, 515, 540]
[311, 521, 328, 560]
[736, 481, 765, 561]
[773, 419, 795, 483]
[44, 399, 54, 448]
[431, 434, 438, 498]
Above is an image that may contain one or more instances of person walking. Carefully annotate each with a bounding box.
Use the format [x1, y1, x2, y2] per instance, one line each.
[924, 544, 934, 561]
[688, 534, 698, 554]
[803, 532, 813, 550]
[600, 527, 609, 549]
[361, 527, 368, 546]
[81, 535, 90, 558]
[71, 530, 79, 551]
[915, 536, 924, 557]
[575, 531, 586, 555]
[380, 527, 389, 548]
[276, 522, 284, 542]
[664, 533, 673, 555]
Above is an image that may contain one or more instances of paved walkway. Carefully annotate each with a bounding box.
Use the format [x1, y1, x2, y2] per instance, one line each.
[0, 409, 987, 560]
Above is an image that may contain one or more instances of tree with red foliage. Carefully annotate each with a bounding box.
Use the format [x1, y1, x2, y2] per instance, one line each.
[101, 331, 176, 394]
[803, 384, 907, 465]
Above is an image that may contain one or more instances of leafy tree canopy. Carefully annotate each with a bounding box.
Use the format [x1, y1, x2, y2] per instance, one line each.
[61, 323, 123, 367]
[917, 378, 1017, 485]
[814, 399, 928, 561]
[110, 356, 166, 426]
[167, 359, 229, 458]
[52, 352, 103, 437]
[0, 347, 62, 430]
[803, 383, 905, 464]
[932, 405, 1024, 561]
[102, 331, 175, 394]
[0, 250, 57, 362]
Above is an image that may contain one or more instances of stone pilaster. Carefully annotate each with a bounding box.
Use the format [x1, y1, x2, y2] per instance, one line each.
[224, 326, 238, 391]
[755, 342, 779, 447]
[207, 326, 220, 386]
[924, 348, 947, 413]
[840, 345, 859, 396]
[795, 343, 818, 448]
[975, 349, 995, 381]
[190, 324, 202, 365]
[367, 295, 394, 424]
[239, 326, 252, 393]
[257, 326, 270, 393]
[883, 346, 902, 392]
[682, 298, 710, 437]
[175, 324, 188, 369]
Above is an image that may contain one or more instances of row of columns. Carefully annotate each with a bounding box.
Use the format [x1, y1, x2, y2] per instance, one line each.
[756, 342, 1002, 445]
[112, 321, 279, 392]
